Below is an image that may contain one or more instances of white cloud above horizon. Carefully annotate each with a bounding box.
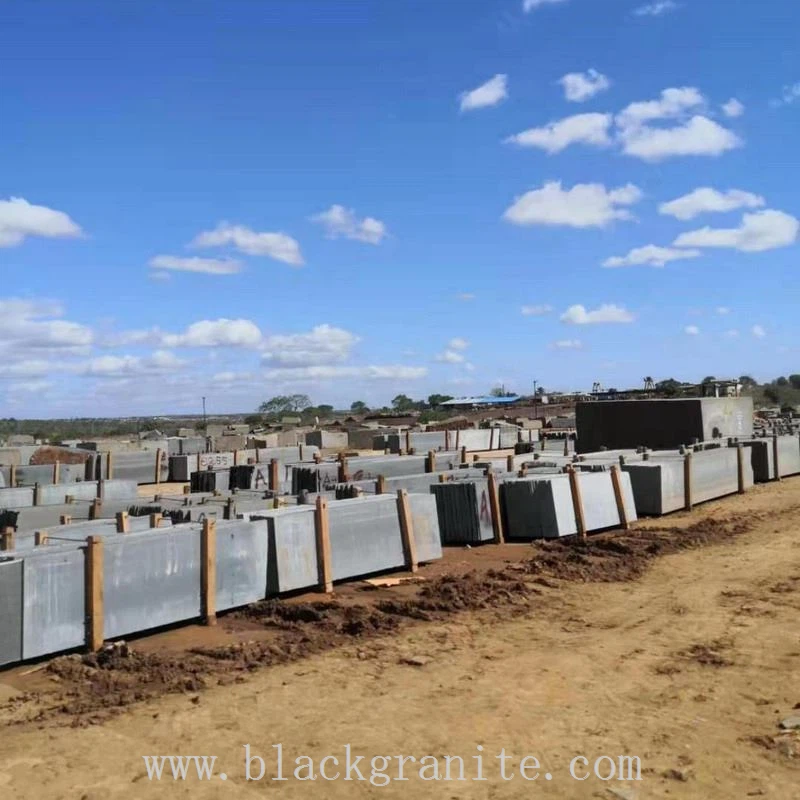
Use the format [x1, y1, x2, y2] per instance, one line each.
[261, 324, 359, 366]
[504, 181, 642, 228]
[674, 210, 799, 252]
[505, 113, 612, 154]
[521, 304, 553, 316]
[722, 98, 745, 118]
[0, 197, 83, 248]
[523, 0, 568, 11]
[459, 74, 508, 111]
[602, 245, 701, 268]
[148, 255, 242, 275]
[659, 188, 765, 220]
[558, 69, 610, 102]
[560, 303, 636, 324]
[190, 223, 303, 265]
[310, 205, 387, 244]
[634, 1, 678, 17]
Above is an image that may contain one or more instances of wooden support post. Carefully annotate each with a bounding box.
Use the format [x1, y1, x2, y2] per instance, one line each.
[772, 434, 781, 481]
[89, 498, 102, 520]
[338, 456, 350, 483]
[35, 531, 48, 546]
[269, 458, 279, 492]
[404, 429, 411, 454]
[115, 511, 130, 534]
[736, 443, 746, 494]
[154, 448, 163, 485]
[106, 451, 114, 480]
[53, 461, 60, 484]
[183, 484, 190, 495]
[455, 429, 461, 450]
[299, 444, 304, 461]
[60, 514, 72, 525]
[313, 452, 321, 464]
[425, 450, 436, 473]
[33, 482, 42, 506]
[376, 475, 387, 495]
[487, 471, 505, 544]
[567, 467, 587, 541]
[224, 497, 234, 520]
[200, 519, 217, 626]
[460, 445, 467, 465]
[438, 473, 449, 483]
[149, 512, 163, 529]
[314, 496, 333, 593]
[97, 479, 105, 500]
[506, 454, 515, 473]
[489, 427, 496, 451]
[683, 451, 693, 511]
[396, 489, 419, 572]
[9, 464, 17, 488]
[610, 465, 630, 531]
[518, 464, 528, 478]
[445, 430, 451, 450]
[0, 528, 15, 551]
[563, 438, 569, 457]
[85, 536, 104, 651]
[233, 449, 239, 466]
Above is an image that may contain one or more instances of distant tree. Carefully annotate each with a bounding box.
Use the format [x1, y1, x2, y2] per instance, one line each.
[244, 414, 263, 427]
[258, 394, 312, 416]
[391, 394, 416, 412]
[789, 375, 800, 390]
[427, 393, 453, 408]
[775, 376, 789, 387]
[350, 400, 369, 414]
[489, 386, 515, 397]
[656, 378, 681, 397]
[316, 404, 334, 417]
[764, 386, 780, 404]
[701, 376, 716, 384]
[535, 387, 546, 396]
[739, 375, 757, 387]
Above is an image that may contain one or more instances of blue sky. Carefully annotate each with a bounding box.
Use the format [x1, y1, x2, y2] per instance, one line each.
[1, 0, 799, 417]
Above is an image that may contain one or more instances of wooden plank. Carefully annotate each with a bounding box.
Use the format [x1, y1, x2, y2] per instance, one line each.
[489, 427, 496, 451]
[506, 454, 515, 473]
[106, 451, 114, 480]
[375, 475, 387, 495]
[683, 451, 693, 511]
[9, 464, 16, 488]
[610, 465, 630, 530]
[0, 527, 15, 551]
[773, 434, 781, 481]
[59, 514, 72, 525]
[487, 472, 505, 544]
[149, 512, 163, 529]
[85, 536, 104, 651]
[35, 531, 48, 546]
[444, 430, 451, 450]
[460, 445, 467, 465]
[567, 467, 587, 541]
[396, 489, 419, 572]
[154, 448, 163, 485]
[314, 496, 333, 593]
[404, 429, 411, 454]
[89, 498, 102, 520]
[737, 443, 746, 494]
[115, 511, 130, 534]
[338, 456, 349, 483]
[426, 450, 436, 473]
[33, 482, 41, 506]
[269, 458, 280, 492]
[200, 519, 217, 626]
[53, 461, 60, 485]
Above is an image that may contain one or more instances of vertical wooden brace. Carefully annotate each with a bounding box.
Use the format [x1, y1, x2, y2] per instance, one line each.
[683, 452, 693, 511]
[487, 471, 505, 544]
[200, 519, 217, 626]
[154, 448, 163, 485]
[85, 536, 104, 651]
[376, 475, 387, 495]
[314, 496, 333, 593]
[567, 467, 587, 542]
[396, 489, 418, 572]
[736, 443, 746, 494]
[610, 465, 630, 530]
[115, 511, 130, 534]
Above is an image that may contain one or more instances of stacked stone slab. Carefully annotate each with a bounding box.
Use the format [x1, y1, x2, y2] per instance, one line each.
[746, 436, 800, 481]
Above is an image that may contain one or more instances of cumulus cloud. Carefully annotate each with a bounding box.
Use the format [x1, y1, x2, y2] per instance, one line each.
[0, 298, 93, 353]
[310, 205, 387, 244]
[616, 88, 741, 161]
[0, 197, 83, 248]
[448, 338, 469, 351]
[684, 325, 700, 335]
[436, 350, 465, 364]
[558, 69, 610, 102]
[521, 304, 553, 316]
[459, 74, 508, 112]
[82, 350, 186, 377]
[162, 318, 263, 348]
[673, 210, 799, 253]
[722, 98, 745, 118]
[190, 223, 303, 265]
[551, 339, 583, 349]
[634, 1, 678, 16]
[560, 304, 635, 324]
[772, 83, 800, 107]
[263, 365, 428, 381]
[148, 255, 242, 275]
[504, 181, 642, 228]
[751, 325, 766, 338]
[523, 0, 568, 10]
[261, 325, 359, 366]
[505, 113, 612, 154]
[659, 188, 765, 220]
[602, 245, 701, 268]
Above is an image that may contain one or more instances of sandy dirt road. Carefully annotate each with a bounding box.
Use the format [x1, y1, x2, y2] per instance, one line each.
[1, 480, 799, 799]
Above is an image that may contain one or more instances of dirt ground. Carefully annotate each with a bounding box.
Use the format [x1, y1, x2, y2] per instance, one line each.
[1, 480, 799, 798]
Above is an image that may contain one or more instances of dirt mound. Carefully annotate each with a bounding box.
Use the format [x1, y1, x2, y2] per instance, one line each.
[28, 446, 90, 466]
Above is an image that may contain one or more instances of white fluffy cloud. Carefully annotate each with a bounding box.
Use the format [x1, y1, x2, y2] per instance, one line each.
[772, 83, 800, 107]
[148, 255, 242, 275]
[504, 181, 642, 228]
[634, 1, 678, 16]
[616, 88, 740, 161]
[82, 350, 186, 377]
[190, 223, 303, 265]
[162, 318, 263, 348]
[523, 0, 568, 11]
[436, 350, 465, 364]
[505, 113, 612, 154]
[0, 299, 93, 352]
[560, 304, 635, 324]
[448, 337, 469, 350]
[684, 325, 700, 335]
[310, 205, 387, 244]
[521, 304, 553, 316]
[0, 197, 83, 247]
[261, 325, 359, 366]
[459, 74, 508, 111]
[263, 365, 428, 381]
[659, 188, 765, 220]
[752, 325, 766, 338]
[722, 98, 745, 118]
[551, 339, 583, 350]
[558, 69, 610, 102]
[602, 245, 701, 268]
[673, 210, 799, 253]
